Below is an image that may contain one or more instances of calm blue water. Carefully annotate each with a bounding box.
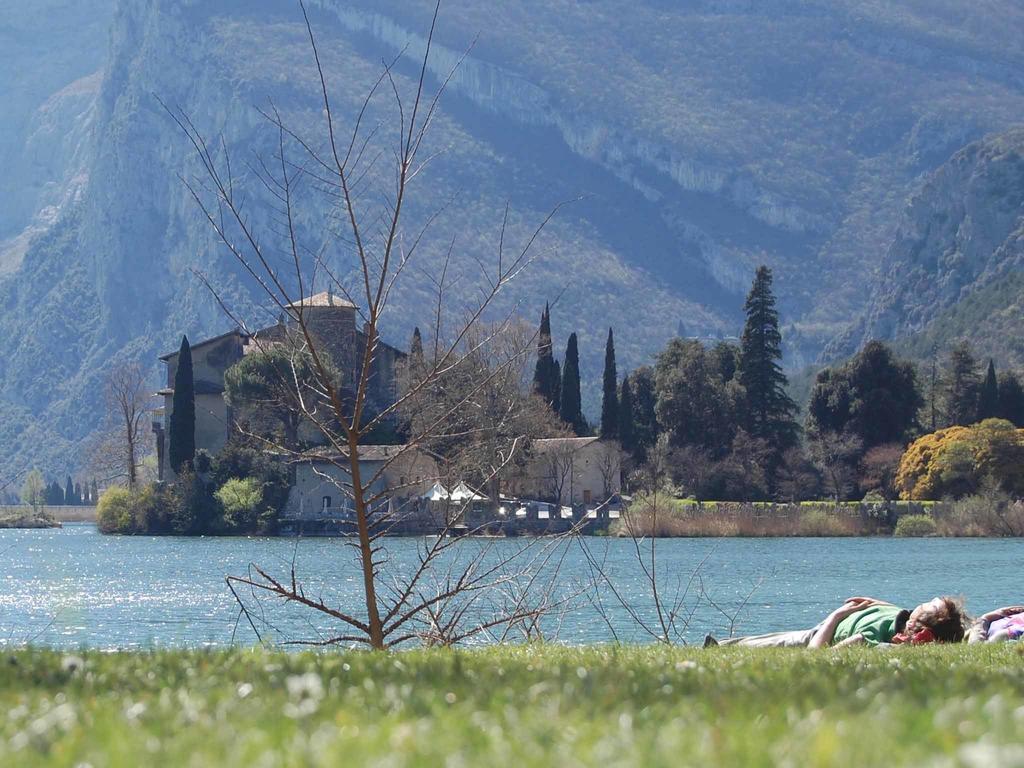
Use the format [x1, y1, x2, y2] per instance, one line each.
[1, 524, 1020, 649]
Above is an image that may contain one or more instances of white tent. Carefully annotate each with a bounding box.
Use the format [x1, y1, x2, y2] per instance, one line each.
[449, 481, 485, 502]
[422, 482, 450, 501]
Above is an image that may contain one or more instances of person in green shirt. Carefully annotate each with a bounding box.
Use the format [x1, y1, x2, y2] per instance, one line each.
[705, 596, 966, 648]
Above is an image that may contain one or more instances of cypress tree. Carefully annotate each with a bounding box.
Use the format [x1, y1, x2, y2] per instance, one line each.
[90, 479, 99, 505]
[978, 358, 999, 421]
[409, 326, 424, 361]
[408, 326, 425, 381]
[74, 482, 83, 506]
[600, 328, 618, 438]
[532, 304, 560, 411]
[168, 334, 197, 472]
[46, 481, 63, 506]
[738, 266, 797, 450]
[617, 374, 635, 453]
[559, 333, 586, 435]
[65, 476, 75, 506]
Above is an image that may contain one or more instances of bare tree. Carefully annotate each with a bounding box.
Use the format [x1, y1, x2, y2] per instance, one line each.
[807, 430, 863, 502]
[542, 439, 577, 505]
[89, 362, 152, 491]
[168, 1, 572, 649]
[595, 444, 622, 501]
[404, 321, 564, 510]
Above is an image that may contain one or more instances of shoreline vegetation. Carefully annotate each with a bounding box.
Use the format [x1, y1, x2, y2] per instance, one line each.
[0, 507, 60, 529]
[616, 493, 1024, 538]
[1, 646, 1022, 766]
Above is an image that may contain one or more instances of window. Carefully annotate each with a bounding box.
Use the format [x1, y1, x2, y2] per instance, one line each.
[583, 489, 592, 504]
[322, 496, 332, 510]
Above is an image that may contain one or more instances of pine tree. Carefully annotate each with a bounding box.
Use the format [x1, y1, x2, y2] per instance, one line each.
[738, 266, 797, 451]
[617, 374, 635, 453]
[531, 304, 560, 410]
[978, 359, 999, 421]
[168, 334, 197, 472]
[997, 371, 1024, 427]
[600, 328, 618, 438]
[65, 476, 75, 506]
[559, 333, 586, 435]
[944, 341, 981, 426]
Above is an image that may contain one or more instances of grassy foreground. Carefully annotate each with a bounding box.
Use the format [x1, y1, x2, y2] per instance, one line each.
[2, 645, 1023, 767]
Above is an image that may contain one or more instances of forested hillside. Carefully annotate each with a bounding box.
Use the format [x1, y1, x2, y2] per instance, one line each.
[2, 0, 1024, 477]
[834, 128, 1024, 365]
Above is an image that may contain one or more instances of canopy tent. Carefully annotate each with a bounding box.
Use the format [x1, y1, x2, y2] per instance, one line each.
[449, 481, 485, 502]
[422, 482, 450, 501]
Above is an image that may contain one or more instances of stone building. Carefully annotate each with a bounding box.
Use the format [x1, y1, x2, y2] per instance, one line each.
[155, 292, 404, 480]
[506, 437, 622, 506]
[282, 445, 439, 520]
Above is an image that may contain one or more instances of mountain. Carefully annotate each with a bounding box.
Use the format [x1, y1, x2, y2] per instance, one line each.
[3, 0, 1024, 478]
[831, 127, 1024, 366]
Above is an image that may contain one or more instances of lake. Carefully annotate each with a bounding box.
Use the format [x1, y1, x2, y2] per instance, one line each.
[1, 524, 1019, 649]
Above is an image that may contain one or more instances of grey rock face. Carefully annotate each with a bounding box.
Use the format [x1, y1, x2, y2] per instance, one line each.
[830, 128, 1024, 359]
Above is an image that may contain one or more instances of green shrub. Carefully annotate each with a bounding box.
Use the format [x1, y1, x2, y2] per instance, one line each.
[96, 487, 134, 533]
[894, 514, 937, 537]
[215, 477, 264, 531]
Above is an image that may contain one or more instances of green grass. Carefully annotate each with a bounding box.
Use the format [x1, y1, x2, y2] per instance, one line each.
[2, 645, 1024, 766]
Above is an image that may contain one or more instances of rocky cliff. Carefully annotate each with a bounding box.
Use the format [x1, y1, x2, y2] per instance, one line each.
[3, 0, 1024, 477]
[832, 128, 1024, 364]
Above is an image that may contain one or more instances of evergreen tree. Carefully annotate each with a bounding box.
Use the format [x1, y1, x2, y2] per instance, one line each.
[997, 371, 1024, 427]
[90, 479, 99, 505]
[551, 358, 562, 416]
[944, 341, 981, 426]
[630, 366, 658, 460]
[617, 374, 635, 454]
[74, 482, 83, 506]
[600, 328, 618, 438]
[978, 359, 999, 420]
[409, 326, 424, 363]
[532, 304, 560, 410]
[45, 481, 64, 506]
[65, 476, 75, 506]
[168, 334, 197, 472]
[559, 333, 586, 435]
[407, 326, 426, 384]
[806, 341, 922, 449]
[737, 266, 798, 450]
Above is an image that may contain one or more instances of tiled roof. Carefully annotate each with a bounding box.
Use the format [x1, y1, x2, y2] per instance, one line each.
[159, 329, 248, 361]
[297, 444, 415, 463]
[286, 291, 356, 309]
[530, 437, 603, 453]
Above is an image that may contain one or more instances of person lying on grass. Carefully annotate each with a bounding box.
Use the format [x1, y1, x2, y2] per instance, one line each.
[704, 596, 966, 648]
[967, 605, 1024, 643]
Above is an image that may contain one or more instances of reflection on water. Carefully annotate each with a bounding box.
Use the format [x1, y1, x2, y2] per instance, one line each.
[0, 524, 1019, 649]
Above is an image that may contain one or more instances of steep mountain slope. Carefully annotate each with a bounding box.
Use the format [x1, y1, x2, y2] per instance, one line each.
[0, 0, 114, 274]
[833, 128, 1024, 363]
[3, 0, 1024, 477]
